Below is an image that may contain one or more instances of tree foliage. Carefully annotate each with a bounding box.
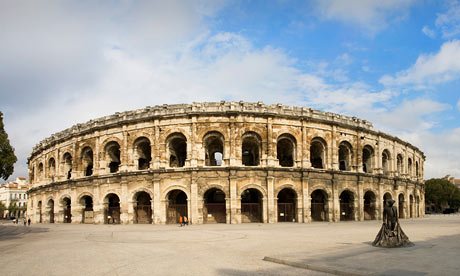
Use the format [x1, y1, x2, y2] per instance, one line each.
[425, 178, 460, 212]
[0, 112, 17, 180]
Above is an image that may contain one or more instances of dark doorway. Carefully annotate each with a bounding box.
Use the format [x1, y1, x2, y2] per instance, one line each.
[204, 188, 226, 223]
[135, 191, 152, 224]
[81, 196, 94, 224]
[277, 135, 295, 167]
[340, 190, 355, 221]
[38, 201, 43, 223]
[63, 197, 71, 223]
[364, 191, 376, 220]
[167, 190, 188, 224]
[398, 194, 405, 219]
[48, 199, 55, 223]
[105, 194, 121, 224]
[277, 188, 297, 222]
[311, 190, 328, 221]
[241, 189, 262, 223]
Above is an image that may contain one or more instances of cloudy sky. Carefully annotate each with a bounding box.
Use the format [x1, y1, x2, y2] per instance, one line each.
[1, 0, 460, 182]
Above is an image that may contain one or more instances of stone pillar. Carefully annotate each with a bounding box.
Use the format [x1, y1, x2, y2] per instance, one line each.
[301, 173, 310, 223]
[160, 199, 167, 224]
[357, 178, 364, 221]
[128, 200, 135, 224]
[266, 174, 275, 223]
[190, 174, 199, 224]
[189, 117, 197, 167]
[229, 170, 239, 224]
[262, 198, 268, 223]
[266, 117, 277, 166]
[331, 178, 339, 222]
[301, 123, 311, 168]
[153, 177, 162, 224]
[229, 118, 238, 166]
[120, 182, 129, 224]
[225, 197, 231, 224]
[331, 126, 338, 170]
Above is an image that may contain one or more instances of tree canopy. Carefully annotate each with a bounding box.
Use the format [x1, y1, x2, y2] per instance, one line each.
[0, 112, 17, 180]
[425, 178, 460, 212]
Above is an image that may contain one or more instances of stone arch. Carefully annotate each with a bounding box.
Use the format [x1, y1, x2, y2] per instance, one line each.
[407, 157, 413, 177]
[310, 137, 327, 169]
[311, 189, 328, 222]
[133, 190, 153, 224]
[133, 136, 152, 170]
[78, 192, 94, 224]
[363, 190, 376, 220]
[103, 193, 121, 224]
[274, 184, 301, 198]
[199, 184, 228, 199]
[396, 153, 404, 175]
[130, 187, 154, 202]
[38, 162, 44, 180]
[203, 187, 226, 223]
[277, 133, 296, 167]
[241, 131, 262, 166]
[277, 187, 297, 222]
[62, 152, 73, 179]
[409, 194, 415, 218]
[103, 140, 121, 173]
[166, 132, 187, 167]
[339, 189, 355, 221]
[338, 140, 353, 171]
[80, 146, 94, 176]
[47, 198, 55, 223]
[47, 157, 56, 179]
[162, 185, 190, 201]
[362, 145, 374, 173]
[238, 184, 267, 198]
[165, 188, 188, 224]
[60, 195, 72, 223]
[203, 131, 224, 166]
[241, 188, 263, 223]
[415, 161, 419, 178]
[382, 149, 391, 176]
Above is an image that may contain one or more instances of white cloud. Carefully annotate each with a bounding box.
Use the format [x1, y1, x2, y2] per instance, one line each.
[312, 0, 415, 33]
[422, 25, 436, 39]
[380, 40, 460, 87]
[435, 0, 460, 38]
[457, 99, 460, 110]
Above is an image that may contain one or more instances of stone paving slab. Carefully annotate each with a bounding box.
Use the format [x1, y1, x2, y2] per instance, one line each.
[0, 216, 459, 276]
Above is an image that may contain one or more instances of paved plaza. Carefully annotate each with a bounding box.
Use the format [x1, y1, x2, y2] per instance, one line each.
[0, 216, 459, 276]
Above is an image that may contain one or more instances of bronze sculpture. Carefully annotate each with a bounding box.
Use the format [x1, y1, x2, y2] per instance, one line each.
[372, 199, 413, 247]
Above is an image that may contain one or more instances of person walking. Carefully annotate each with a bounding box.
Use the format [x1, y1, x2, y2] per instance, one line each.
[27, 218, 31, 226]
[183, 216, 188, 226]
[179, 215, 183, 227]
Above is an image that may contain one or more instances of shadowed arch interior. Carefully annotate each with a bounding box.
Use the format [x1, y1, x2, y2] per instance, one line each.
[310, 138, 326, 169]
[277, 134, 296, 167]
[277, 188, 297, 222]
[80, 195, 94, 224]
[362, 145, 374, 173]
[104, 193, 120, 224]
[63, 197, 71, 223]
[241, 188, 262, 223]
[134, 137, 151, 170]
[364, 191, 376, 220]
[311, 189, 328, 221]
[242, 132, 261, 166]
[168, 134, 187, 167]
[203, 188, 226, 223]
[134, 191, 152, 224]
[204, 132, 224, 166]
[166, 190, 188, 224]
[105, 141, 121, 173]
[339, 190, 355, 221]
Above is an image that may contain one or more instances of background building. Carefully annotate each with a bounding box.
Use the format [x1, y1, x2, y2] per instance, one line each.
[27, 102, 425, 224]
[0, 177, 29, 219]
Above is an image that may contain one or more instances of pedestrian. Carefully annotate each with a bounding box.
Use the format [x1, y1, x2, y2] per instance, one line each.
[183, 216, 188, 226]
[179, 215, 183, 227]
[27, 218, 31, 226]
[23, 218, 26, 226]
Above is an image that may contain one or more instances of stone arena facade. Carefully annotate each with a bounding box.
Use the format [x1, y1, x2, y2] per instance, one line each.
[27, 102, 425, 225]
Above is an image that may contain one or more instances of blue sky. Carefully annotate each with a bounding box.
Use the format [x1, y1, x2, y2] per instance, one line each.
[1, 0, 459, 181]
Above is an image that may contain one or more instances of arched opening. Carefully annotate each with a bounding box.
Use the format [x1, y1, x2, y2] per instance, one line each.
[277, 188, 297, 222]
[38, 201, 42, 223]
[416, 195, 420, 217]
[242, 132, 261, 166]
[408, 158, 413, 177]
[396, 154, 403, 175]
[362, 145, 374, 173]
[168, 134, 187, 167]
[311, 189, 328, 221]
[134, 137, 151, 170]
[415, 161, 419, 178]
[277, 134, 296, 167]
[48, 158, 56, 180]
[398, 194, 405, 219]
[363, 191, 376, 220]
[383, 192, 393, 209]
[81, 147, 93, 176]
[410, 194, 414, 218]
[63, 152, 72, 179]
[80, 196, 93, 224]
[63, 197, 71, 223]
[241, 188, 263, 223]
[166, 190, 188, 224]
[204, 132, 224, 166]
[38, 163, 44, 180]
[382, 150, 391, 176]
[47, 199, 55, 223]
[338, 141, 353, 171]
[105, 141, 121, 173]
[134, 191, 152, 224]
[104, 193, 120, 224]
[339, 190, 355, 221]
[203, 188, 226, 223]
[310, 138, 326, 169]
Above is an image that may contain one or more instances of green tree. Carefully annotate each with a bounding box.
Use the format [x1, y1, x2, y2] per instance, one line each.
[0, 201, 6, 218]
[425, 178, 460, 212]
[0, 112, 17, 180]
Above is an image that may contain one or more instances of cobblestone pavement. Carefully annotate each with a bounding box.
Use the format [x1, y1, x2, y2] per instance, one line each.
[0, 215, 459, 276]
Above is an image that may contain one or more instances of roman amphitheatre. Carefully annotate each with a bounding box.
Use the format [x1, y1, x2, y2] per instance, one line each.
[26, 101, 425, 225]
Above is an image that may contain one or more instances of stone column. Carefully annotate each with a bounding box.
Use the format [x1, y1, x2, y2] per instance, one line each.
[153, 177, 162, 224]
[301, 172, 310, 223]
[266, 173, 275, 223]
[262, 198, 268, 223]
[301, 122, 311, 168]
[128, 200, 135, 224]
[357, 177, 364, 221]
[331, 126, 338, 170]
[331, 178, 339, 222]
[225, 197, 231, 224]
[190, 173, 199, 224]
[229, 170, 239, 224]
